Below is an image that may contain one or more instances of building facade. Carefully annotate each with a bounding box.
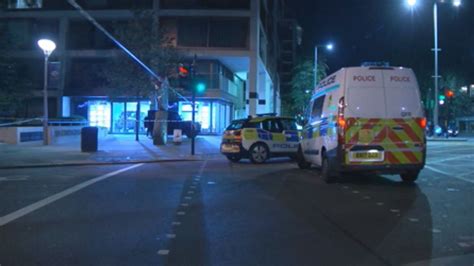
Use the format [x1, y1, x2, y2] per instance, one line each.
[0, 0, 289, 134]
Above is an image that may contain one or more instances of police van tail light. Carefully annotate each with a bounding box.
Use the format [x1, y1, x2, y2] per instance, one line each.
[337, 97, 346, 129]
[417, 117, 427, 129]
[337, 97, 346, 145]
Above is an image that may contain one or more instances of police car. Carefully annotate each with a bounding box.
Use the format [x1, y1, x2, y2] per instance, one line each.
[297, 66, 426, 183]
[220, 115, 299, 163]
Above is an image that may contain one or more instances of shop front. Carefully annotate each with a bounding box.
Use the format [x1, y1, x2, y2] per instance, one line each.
[178, 100, 233, 135]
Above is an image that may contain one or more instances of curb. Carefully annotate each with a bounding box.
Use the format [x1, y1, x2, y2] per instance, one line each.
[0, 158, 203, 170]
[427, 138, 468, 142]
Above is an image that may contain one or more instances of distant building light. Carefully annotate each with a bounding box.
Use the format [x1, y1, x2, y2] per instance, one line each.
[461, 86, 468, 93]
[453, 0, 461, 7]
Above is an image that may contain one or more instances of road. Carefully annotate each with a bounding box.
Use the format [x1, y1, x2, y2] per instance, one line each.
[0, 141, 473, 266]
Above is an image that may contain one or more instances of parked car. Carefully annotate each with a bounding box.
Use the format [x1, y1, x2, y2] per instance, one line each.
[166, 111, 201, 138]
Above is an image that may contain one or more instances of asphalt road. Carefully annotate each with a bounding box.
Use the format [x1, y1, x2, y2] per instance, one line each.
[0, 141, 473, 266]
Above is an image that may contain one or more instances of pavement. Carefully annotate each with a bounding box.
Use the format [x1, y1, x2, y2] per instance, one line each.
[0, 141, 473, 265]
[0, 134, 222, 169]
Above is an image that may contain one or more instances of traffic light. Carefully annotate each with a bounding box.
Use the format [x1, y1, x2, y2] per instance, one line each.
[196, 82, 206, 93]
[445, 88, 454, 98]
[178, 63, 190, 78]
[438, 94, 446, 105]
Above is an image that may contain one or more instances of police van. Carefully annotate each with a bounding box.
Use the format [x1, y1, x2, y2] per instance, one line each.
[221, 115, 299, 163]
[297, 66, 427, 183]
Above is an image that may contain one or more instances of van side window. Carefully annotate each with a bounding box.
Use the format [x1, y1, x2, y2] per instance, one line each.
[311, 96, 326, 121]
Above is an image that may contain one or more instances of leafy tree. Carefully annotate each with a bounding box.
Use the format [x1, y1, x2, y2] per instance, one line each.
[440, 73, 474, 125]
[282, 58, 328, 116]
[100, 10, 182, 144]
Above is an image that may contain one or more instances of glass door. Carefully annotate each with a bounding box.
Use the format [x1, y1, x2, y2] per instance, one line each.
[112, 102, 126, 133]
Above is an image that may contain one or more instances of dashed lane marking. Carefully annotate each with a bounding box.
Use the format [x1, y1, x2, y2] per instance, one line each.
[363, 196, 371, 200]
[207, 181, 216, 185]
[181, 203, 189, 207]
[184, 196, 192, 200]
[432, 228, 442, 233]
[408, 218, 419, 222]
[0, 164, 144, 227]
[177, 212, 186, 215]
[166, 234, 176, 239]
[352, 190, 360, 194]
[390, 209, 400, 213]
[376, 202, 384, 206]
[157, 250, 169, 255]
[172, 222, 181, 226]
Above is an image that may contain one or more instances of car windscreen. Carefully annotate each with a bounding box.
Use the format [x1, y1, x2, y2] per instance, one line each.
[226, 120, 247, 130]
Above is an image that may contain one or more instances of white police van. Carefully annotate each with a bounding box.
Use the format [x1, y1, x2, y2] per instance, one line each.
[297, 66, 427, 183]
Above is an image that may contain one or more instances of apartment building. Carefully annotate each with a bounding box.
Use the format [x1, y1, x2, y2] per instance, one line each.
[0, 0, 290, 134]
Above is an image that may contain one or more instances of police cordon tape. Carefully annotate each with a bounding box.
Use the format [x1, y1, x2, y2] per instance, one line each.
[0, 117, 196, 127]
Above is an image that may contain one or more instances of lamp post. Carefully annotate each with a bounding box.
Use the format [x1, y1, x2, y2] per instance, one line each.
[314, 43, 333, 89]
[407, 0, 461, 129]
[37, 39, 56, 145]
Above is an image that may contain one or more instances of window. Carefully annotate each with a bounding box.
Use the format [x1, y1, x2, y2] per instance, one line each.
[311, 96, 325, 121]
[177, 18, 249, 49]
[8, 0, 42, 9]
[177, 18, 208, 47]
[209, 19, 249, 48]
[280, 119, 297, 131]
[161, 0, 250, 9]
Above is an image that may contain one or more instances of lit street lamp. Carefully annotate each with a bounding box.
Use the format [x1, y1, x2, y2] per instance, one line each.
[314, 43, 334, 89]
[407, 0, 461, 129]
[37, 39, 56, 145]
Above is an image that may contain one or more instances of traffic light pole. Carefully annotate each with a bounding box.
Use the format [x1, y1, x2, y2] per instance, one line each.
[191, 55, 197, 156]
[191, 87, 196, 156]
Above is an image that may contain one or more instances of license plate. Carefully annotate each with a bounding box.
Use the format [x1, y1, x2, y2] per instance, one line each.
[221, 144, 240, 153]
[350, 151, 384, 162]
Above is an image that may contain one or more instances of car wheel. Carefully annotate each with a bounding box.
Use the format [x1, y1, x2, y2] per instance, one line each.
[226, 155, 241, 163]
[400, 170, 419, 183]
[296, 146, 311, 169]
[249, 143, 269, 164]
[321, 155, 336, 183]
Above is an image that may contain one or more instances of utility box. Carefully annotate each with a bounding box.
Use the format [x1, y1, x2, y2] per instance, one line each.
[81, 127, 98, 152]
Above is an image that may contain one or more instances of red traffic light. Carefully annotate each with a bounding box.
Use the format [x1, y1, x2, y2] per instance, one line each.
[444, 89, 454, 98]
[178, 64, 189, 78]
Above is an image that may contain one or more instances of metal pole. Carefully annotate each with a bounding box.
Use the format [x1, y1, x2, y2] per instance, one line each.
[191, 89, 196, 156]
[433, 2, 440, 128]
[43, 55, 49, 145]
[191, 54, 197, 156]
[314, 46, 318, 89]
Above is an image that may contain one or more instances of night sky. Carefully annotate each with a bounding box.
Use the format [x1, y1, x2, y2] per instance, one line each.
[287, 0, 474, 83]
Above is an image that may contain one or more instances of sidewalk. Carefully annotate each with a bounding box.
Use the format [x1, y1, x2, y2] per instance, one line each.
[0, 134, 222, 169]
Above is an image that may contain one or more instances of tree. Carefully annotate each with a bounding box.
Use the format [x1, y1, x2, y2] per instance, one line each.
[100, 10, 181, 144]
[0, 22, 32, 118]
[440, 73, 474, 125]
[281, 58, 328, 116]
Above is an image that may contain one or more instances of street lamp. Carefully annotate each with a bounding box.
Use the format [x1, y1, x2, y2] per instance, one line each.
[406, 0, 461, 129]
[314, 42, 334, 89]
[37, 39, 56, 145]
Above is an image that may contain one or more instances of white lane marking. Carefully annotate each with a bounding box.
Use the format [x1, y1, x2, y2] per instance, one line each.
[376, 202, 384, 206]
[157, 250, 169, 255]
[187, 191, 194, 194]
[458, 242, 471, 248]
[166, 234, 176, 239]
[177, 211, 186, 215]
[363, 196, 371, 200]
[172, 222, 181, 226]
[428, 154, 473, 164]
[432, 228, 442, 233]
[0, 164, 144, 227]
[447, 188, 460, 192]
[408, 218, 419, 222]
[343, 186, 349, 189]
[425, 165, 474, 184]
[390, 209, 400, 213]
[458, 170, 474, 178]
[184, 196, 192, 200]
[181, 203, 189, 207]
[207, 181, 216, 185]
[352, 190, 360, 194]
[190, 186, 196, 189]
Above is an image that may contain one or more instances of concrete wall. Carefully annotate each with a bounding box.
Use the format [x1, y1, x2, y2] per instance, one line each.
[0, 126, 108, 144]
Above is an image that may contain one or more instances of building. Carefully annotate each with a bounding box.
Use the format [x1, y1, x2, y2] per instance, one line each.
[0, 0, 292, 135]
